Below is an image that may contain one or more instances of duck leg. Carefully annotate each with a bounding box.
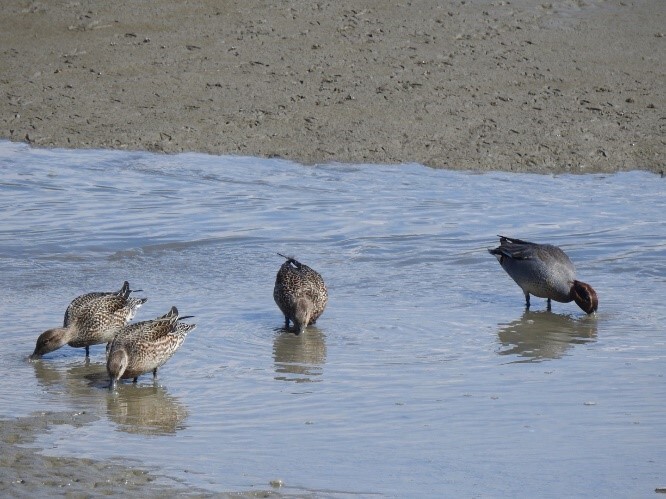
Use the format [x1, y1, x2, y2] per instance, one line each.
[153, 368, 158, 379]
[524, 292, 531, 309]
[284, 316, 290, 328]
[133, 377, 138, 383]
[85, 345, 90, 357]
[547, 298, 552, 311]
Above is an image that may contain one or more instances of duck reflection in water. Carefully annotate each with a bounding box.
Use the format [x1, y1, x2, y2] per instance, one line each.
[106, 384, 189, 436]
[273, 327, 326, 383]
[31, 356, 106, 391]
[31, 354, 188, 435]
[497, 310, 597, 363]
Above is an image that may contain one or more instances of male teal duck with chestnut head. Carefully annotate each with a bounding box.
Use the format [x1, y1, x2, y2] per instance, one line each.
[489, 236, 598, 314]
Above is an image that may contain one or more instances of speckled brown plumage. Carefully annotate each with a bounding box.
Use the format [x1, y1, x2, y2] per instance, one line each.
[273, 254, 328, 335]
[31, 288, 147, 359]
[106, 306, 195, 389]
[63, 281, 131, 327]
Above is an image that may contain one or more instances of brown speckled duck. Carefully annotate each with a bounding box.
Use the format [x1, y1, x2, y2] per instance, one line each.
[489, 235, 598, 314]
[106, 306, 195, 390]
[30, 283, 147, 359]
[63, 281, 140, 327]
[273, 253, 328, 335]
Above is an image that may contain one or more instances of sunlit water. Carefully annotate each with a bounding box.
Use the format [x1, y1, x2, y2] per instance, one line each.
[0, 141, 664, 496]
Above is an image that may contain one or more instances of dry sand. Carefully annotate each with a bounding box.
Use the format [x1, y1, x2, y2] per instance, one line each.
[1, 0, 664, 173]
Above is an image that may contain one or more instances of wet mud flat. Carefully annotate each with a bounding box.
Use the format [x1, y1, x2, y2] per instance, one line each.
[0, 412, 284, 497]
[0, 412, 208, 497]
[0, 0, 664, 173]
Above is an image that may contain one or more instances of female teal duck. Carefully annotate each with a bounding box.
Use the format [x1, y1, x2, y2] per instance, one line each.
[31, 284, 147, 359]
[106, 306, 195, 389]
[489, 235, 598, 314]
[63, 281, 140, 327]
[273, 253, 328, 335]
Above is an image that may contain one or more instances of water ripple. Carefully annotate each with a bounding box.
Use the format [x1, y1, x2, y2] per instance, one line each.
[0, 141, 664, 496]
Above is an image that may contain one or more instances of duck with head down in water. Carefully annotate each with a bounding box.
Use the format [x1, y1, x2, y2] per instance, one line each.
[488, 235, 598, 314]
[30, 282, 146, 359]
[106, 306, 195, 390]
[273, 254, 328, 335]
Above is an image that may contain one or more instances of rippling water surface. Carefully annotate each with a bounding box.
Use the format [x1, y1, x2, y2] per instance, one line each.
[0, 141, 664, 496]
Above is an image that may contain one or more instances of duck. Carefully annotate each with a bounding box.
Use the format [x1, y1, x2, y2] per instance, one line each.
[63, 281, 140, 327]
[273, 253, 328, 335]
[106, 306, 195, 390]
[488, 235, 598, 314]
[30, 285, 147, 359]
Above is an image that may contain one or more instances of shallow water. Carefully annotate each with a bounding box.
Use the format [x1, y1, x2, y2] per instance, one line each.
[0, 141, 664, 496]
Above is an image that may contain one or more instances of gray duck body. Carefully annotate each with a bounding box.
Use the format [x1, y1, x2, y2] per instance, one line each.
[31, 288, 147, 359]
[106, 306, 195, 389]
[273, 254, 328, 334]
[489, 235, 598, 314]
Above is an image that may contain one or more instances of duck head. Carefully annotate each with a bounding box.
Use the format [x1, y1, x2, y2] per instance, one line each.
[570, 280, 598, 314]
[30, 327, 71, 359]
[107, 348, 129, 390]
[293, 298, 313, 336]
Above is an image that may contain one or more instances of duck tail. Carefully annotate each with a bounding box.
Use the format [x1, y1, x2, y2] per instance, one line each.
[497, 235, 533, 245]
[277, 252, 302, 268]
[117, 281, 131, 299]
[158, 306, 179, 320]
[118, 281, 144, 298]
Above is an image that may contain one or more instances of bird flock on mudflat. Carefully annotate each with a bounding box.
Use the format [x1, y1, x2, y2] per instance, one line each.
[29, 237, 597, 389]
